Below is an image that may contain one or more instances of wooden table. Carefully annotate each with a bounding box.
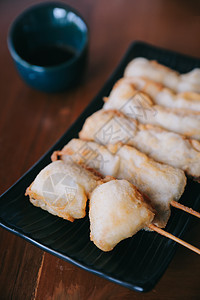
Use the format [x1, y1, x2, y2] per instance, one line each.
[1, 0, 200, 299]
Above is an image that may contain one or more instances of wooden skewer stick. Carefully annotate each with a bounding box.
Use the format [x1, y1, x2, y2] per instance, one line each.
[171, 200, 200, 219]
[149, 224, 200, 255]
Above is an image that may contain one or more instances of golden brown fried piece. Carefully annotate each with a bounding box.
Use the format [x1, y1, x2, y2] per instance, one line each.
[109, 143, 186, 228]
[121, 76, 200, 112]
[52, 139, 120, 178]
[79, 109, 200, 178]
[103, 78, 200, 140]
[124, 57, 200, 93]
[89, 179, 155, 251]
[25, 159, 100, 222]
[53, 138, 186, 228]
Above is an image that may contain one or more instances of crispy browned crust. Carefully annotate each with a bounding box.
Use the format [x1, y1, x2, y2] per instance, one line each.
[51, 148, 76, 162]
[110, 78, 155, 105]
[103, 96, 108, 102]
[140, 76, 164, 91]
[179, 91, 200, 100]
[25, 184, 46, 201]
[103, 109, 126, 118]
[29, 196, 75, 222]
[112, 78, 125, 89]
[111, 78, 200, 116]
[51, 148, 104, 180]
[25, 184, 32, 197]
[81, 164, 104, 179]
[120, 76, 164, 92]
[79, 109, 138, 140]
[107, 109, 140, 125]
[51, 151, 62, 161]
[26, 182, 76, 222]
[101, 175, 115, 183]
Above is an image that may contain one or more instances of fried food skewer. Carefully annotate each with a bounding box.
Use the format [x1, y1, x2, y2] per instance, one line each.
[53, 139, 200, 224]
[149, 224, 200, 255]
[122, 76, 200, 112]
[52, 139, 188, 228]
[79, 109, 200, 178]
[124, 57, 200, 93]
[89, 178, 200, 254]
[89, 179, 155, 251]
[26, 159, 200, 254]
[25, 159, 102, 222]
[103, 79, 200, 140]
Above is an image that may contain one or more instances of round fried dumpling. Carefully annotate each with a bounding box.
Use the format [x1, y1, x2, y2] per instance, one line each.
[89, 179, 155, 251]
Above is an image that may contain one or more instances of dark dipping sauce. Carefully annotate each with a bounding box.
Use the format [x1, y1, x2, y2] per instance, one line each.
[22, 45, 77, 67]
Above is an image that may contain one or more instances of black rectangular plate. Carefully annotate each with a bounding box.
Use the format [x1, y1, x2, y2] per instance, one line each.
[1, 41, 200, 292]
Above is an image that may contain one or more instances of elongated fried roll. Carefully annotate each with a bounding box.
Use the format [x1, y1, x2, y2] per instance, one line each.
[79, 109, 200, 178]
[103, 79, 200, 140]
[53, 138, 186, 228]
[124, 57, 200, 93]
[122, 76, 200, 112]
[52, 138, 120, 178]
[25, 159, 101, 221]
[89, 179, 155, 251]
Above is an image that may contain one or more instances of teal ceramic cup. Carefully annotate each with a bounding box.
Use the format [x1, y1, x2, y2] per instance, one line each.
[7, 2, 88, 92]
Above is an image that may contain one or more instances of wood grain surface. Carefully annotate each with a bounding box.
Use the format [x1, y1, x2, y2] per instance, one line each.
[0, 0, 200, 299]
